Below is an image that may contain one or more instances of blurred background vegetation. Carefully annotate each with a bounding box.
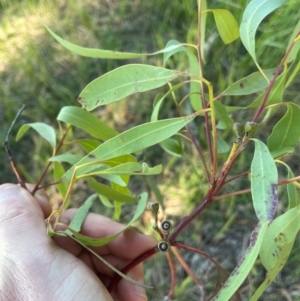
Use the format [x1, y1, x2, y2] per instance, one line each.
[1, 0, 300, 300]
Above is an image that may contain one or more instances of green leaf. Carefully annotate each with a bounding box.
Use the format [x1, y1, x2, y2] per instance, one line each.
[200, 0, 207, 62]
[209, 9, 239, 44]
[78, 65, 182, 111]
[66, 235, 152, 289]
[267, 103, 300, 158]
[212, 221, 268, 301]
[77, 139, 101, 153]
[250, 240, 294, 301]
[57, 106, 118, 140]
[16, 122, 56, 149]
[45, 24, 185, 60]
[251, 139, 278, 222]
[159, 40, 202, 112]
[113, 200, 122, 221]
[286, 19, 300, 63]
[276, 160, 300, 209]
[287, 171, 300, 210]
[65, 194, 97, 236]
[163, 39, 187, 65]
[240, 0, 287, 64]
[53, 162, 69, 207]
[63, 116, 195, 181]
[187, 51, 202, 111]
[259, 207, 300, 272]
[45, 24, 146, 59]
[151, 92, 166, 122]
[87, 178, 136, 204]
[98, 194, 113, 208]
[49, 154, 81, 165]
[221, 69, 276, 96]
[214, 100, 233, 129]
[63, 192, 148, 246]
[82, 162, 162, 178]
[247, 72, 286, 108]
[217, 136, 230, 154]
[160, 138, 183, 157]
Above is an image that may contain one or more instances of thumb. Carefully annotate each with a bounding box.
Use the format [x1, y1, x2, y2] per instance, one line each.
[0, 184, 47, 247]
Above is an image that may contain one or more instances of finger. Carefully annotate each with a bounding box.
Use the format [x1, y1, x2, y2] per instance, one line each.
[112, 264, 148, 301]
[0, 184, 48, 248]
[90, 253, 132, 278]
[26, 184, 52, 218]
[58, 209, 157, 259]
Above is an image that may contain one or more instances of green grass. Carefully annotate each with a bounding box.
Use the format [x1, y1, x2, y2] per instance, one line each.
[1, 0, 300, 300]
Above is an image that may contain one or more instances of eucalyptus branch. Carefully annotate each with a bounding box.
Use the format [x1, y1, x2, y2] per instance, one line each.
[223, 170, 250, 185]
[164, 252, 176, 301]
[171, 246, 205, 301]
[197, 0, 214, 183]
[175, 96, 210, 182]
[252, 30, 300, 123]
[212, 188, 251, 201]
[212, 174, 300, 202]
[168, 194, 211, 243]
[3, 104, 27, 189]
[32, 124, 72, 194]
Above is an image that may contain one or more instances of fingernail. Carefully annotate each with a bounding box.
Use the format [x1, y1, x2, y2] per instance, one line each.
[135, 284, 148, 300]
[0, 184, 21, 201]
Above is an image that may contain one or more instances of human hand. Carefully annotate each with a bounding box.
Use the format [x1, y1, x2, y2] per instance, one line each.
[0, 184, 156, 301]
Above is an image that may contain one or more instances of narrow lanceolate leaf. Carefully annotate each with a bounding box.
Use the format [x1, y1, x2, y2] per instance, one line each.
[160, 138, 183, 157]
[276, 160, 300, 209]
[65, 194, 97, 236]
[247, 72, 286, 108]
[87, 178, 137, 204]
[217, 136, 230, 154]
[16, 122, 56, 149]
[259, 207, 300, 272]
[67, 235, 152, 289]
[63, 116, 194, 181]
[151, 93, 166, 122]
[287, 169, 300, 210]
[77, 139, 101, 153]
[53, 162, 69, 207]
[212, 221, 268, 301]
[267, 103, 300, 158]
[240, 0, 287, 64]
[250, 241, 294, 301]
[80, 162, 162, 178]
[63, 192, 148, 246]
[49, 154, 81, 165]
[251, 139, 278, 221]
[187, 51, 202, 111]
[45, 23, 185, 60]
[200, 0, 207, 62]
[286, 19, 300, 63]
[221, 69, 276, 96]
[163, 39, 187, 65]
[214, 101, 233, 129]
[57, 106, 118, 140]
[209, 9, 239, 44]
[78, 65, 182, 111]
[45, 24, 145, 59]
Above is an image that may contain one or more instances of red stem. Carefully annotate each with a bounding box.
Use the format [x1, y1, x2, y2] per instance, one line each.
[168, 192, 211, 243]
[165, 252, 176, 300]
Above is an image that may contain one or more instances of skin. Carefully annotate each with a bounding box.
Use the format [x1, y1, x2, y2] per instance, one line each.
[0, 184, 157, 301]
